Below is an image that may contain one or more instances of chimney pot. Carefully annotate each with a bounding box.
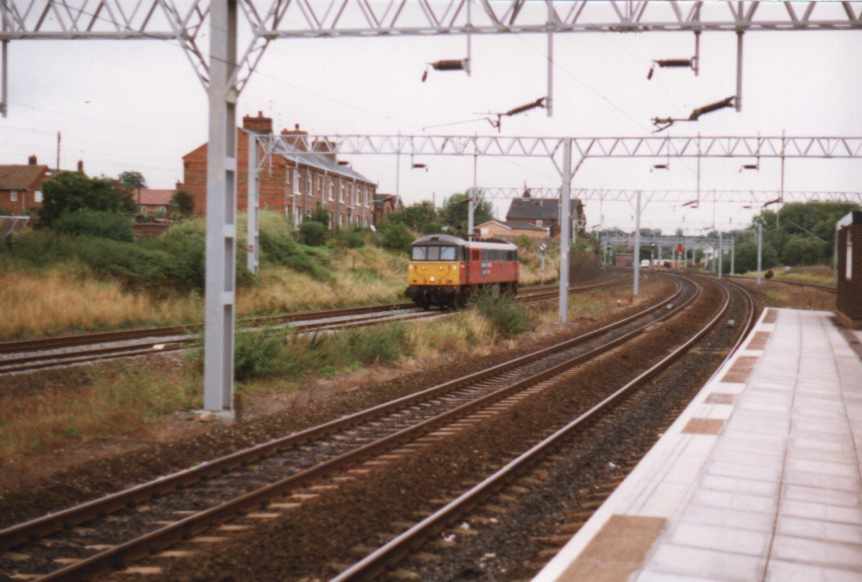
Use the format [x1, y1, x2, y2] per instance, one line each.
[77, 160, 84, 174]
[28, 154, 37, 165]
[294, 123, 299, 130]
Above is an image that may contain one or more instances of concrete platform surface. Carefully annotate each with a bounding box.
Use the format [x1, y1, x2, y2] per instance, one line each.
[534, 308, 862, 582]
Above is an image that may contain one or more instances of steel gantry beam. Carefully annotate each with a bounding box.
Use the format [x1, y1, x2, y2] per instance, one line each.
[258, 133, 862, 161]
[469, 187, 862, 204]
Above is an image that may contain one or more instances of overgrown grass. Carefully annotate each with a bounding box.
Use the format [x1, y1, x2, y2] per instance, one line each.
[0, 364, 199, 459]
[474, 292, 532, 337]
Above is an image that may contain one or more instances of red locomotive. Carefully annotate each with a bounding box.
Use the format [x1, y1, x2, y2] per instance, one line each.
[406, 234, 519, 308]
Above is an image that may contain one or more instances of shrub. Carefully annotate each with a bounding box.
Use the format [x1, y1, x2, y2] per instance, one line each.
[346, 323, 410, 365]
[379, 222, 413, 253]
[334, 228, 366, 249]
[234, 329, 285, 381]
[474, 292, 531, 337]
[300, 221, 327, 246]
[259, 225, 331, 281]
[53, 209, 134, 242]
[170, 190, 194, 217]
[39, 171, 135, 226]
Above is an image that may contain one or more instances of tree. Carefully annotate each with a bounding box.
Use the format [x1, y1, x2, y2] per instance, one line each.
[118, 170, 147, 192]
[170, 190, 194, 218]
[440, 192, 493, 237]
[387, 201, 442, 234]
[39, 172, 136, 227]
[309, 203, 330, 228]
[378, 221, 413, 253]
[781, 235, 827, 266]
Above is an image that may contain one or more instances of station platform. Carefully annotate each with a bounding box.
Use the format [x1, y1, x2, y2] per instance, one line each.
[535, 308, 862, 582]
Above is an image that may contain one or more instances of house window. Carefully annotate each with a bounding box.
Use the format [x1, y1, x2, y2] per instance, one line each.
[10, 191, 17, 202]
[35, 190, 43, 203]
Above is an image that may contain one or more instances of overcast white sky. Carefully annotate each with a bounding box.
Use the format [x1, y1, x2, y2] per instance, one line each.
[2, 1, 860, 234]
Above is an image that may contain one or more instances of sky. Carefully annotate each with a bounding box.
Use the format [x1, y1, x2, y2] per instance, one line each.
[2, 1, 861, 235]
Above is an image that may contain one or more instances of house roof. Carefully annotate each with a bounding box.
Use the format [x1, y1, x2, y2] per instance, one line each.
[0, 164, 48, 190]
[506, 197, 583, 222]
[272, 141, 374, 184]
[506, 198, 560, 221]
[138, 189, 175, 206]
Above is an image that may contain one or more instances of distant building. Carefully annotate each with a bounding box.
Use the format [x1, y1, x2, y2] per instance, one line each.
[475, 219, 549, 241]
[373, 193, 403, 225]
[505, 195, 585, 238]
[135, 188, 175, 216]
[0, 155, 50, 215]
[182, 112, 377, 229]
[0, 156, 87, 216]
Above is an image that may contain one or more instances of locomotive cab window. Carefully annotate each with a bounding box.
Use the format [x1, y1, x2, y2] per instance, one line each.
[411, 246, 427, 260]
[440, 246, 456, 260]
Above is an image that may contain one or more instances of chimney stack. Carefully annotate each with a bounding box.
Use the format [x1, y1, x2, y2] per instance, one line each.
[28, 154, 38, 165]
[242, 111, 273, 134]
[281, 123, 309, 152]
[77, 160, 84, 174]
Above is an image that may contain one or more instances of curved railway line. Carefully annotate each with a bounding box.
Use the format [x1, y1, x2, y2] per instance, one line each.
[333, 277, 757, 581]
[0, 278, 622, 375]
[0, 274, 684, 581]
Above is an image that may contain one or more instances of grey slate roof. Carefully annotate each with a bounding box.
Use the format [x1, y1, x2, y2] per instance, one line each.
[506, 198, 560, 221]
[272, 141, 374, 184]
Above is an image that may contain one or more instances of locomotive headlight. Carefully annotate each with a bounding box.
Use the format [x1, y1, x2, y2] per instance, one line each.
[430, 276, 436, 282]
[408, 264, 414, 271]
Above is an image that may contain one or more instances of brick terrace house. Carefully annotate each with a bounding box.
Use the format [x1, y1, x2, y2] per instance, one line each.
[505, 194, 586, 238]
[373, 193, 403, 225]
[0, 155, 50, 215]
[182, 112, 376, 229]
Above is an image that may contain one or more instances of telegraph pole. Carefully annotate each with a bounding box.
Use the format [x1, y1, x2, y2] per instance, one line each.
[718, 230, 723, 278]
[730, 236, 735, 276]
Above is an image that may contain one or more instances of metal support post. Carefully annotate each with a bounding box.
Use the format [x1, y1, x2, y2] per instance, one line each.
[735, 31, 743, 111]
[545, 23, 554, 117]
[203, 0, 238, 415]
[468, 150, 477, 239]
[571, 199, 577, 245]
[395, 134, 401, 200]
[730, 236, 735, 275]
[756, 222, 763, 285]
[718, 230, 723, 278]
[0, 39, 7, 117]
[658, 244, 662, 263]
[465, 0, 472, 75]
[778, 130, 786, 228]
[633, 191, 642, 297]
[559, 139, 573, 323]
[246, 131, 259, 273]
[467, 189, 475, 240]
[1, 2, 7, 117]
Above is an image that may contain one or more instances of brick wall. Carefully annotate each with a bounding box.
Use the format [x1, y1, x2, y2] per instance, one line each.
[837, 223, 862, 323]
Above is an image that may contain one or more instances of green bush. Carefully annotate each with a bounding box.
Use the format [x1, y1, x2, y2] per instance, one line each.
[300, 221, 327, 246]
[259, 225, 331, 281]
[346, 323, 410, 365]
[39, 171, 135, 226]
[334, 228, 366, 249]
[474, 292, 531, 337]
[234, 329, 285, 381]
[378, 222, 413, 253]
[53, 209, 134, 242]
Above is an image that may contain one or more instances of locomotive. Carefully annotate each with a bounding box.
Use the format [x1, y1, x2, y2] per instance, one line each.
[406, 234, 519, 308]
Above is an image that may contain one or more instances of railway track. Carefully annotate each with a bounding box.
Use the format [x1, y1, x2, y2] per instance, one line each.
[0, 274, 674, 581]
[333, 277, 756, 581]
[0, 278, 623, 375]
